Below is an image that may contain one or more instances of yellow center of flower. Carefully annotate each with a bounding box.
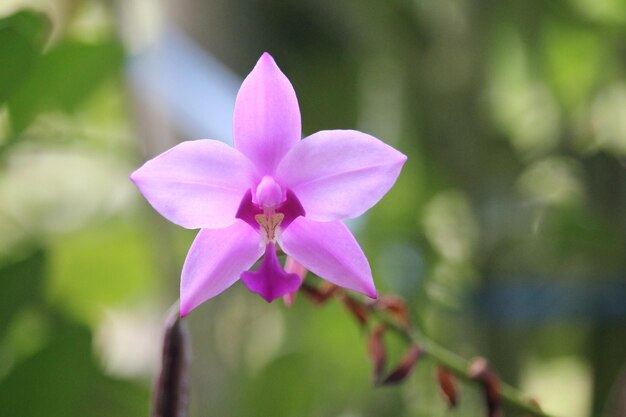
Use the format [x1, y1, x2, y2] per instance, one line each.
[255, 212, 284, 242]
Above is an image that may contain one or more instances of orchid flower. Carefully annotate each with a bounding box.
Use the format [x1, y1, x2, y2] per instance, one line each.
[131, 53, 406, 316]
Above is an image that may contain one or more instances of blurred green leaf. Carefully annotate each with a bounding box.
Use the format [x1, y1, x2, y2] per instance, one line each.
[0, 314, 148, 417]
[8, 38, 124, 132]
[47, 219, 160, 323]
[543, 21, 607, 108]
[556, 0, 626, 27]
[237, 301, 405, 417]
[240, 352, 316, 417]
[0, 249, 45, 339]
[0, 11, 49, 104]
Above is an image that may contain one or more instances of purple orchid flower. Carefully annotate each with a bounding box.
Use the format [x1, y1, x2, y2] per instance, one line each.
[131, 53, 407, 316]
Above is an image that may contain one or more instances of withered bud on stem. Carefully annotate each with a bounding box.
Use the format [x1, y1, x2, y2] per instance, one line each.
[300, 282, 338, 304]
[368, 324, 387, 385]
[437, 366, 458, 407]
[372, 295, 411, 328]
[382, 345, 422, 385]
[469, 357, 502, 417]
[342, 294, 369, 326]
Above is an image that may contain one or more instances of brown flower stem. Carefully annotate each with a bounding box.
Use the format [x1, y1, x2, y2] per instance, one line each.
[152, 302, 191, 417]
[301, 282, 557, 417]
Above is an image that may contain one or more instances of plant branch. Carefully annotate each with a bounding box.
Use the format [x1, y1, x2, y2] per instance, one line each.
[301, 281, 557, 417]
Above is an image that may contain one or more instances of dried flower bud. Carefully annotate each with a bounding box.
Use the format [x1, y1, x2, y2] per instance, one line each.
[373, 295, 410, 328]
[342, 295, 369, 326]
[469, 357, 501, 417]
[300, 282, 338, 304]
[468, 357, 489, 379]
[382, 345, 422, 385]
[437, 367, 458, 407]
[367, 324, 387, 385]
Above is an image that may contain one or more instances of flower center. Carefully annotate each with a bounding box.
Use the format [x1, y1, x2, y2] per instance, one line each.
[253, 176, 287, 242]
[236, 186, 306, 240]
[255, 212, 284, 242]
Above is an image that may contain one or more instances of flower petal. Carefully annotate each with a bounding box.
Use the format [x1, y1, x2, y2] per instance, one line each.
[233, 53, 301, 175]
[275, 130, 407, 221]
[282, 257, 307, 307]
[180, 220, 263, 316]
[130, 140, 256, 229]
[280, 217, 376, 298]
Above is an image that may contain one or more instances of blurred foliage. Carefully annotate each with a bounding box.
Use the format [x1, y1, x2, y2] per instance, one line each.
[7, 38, 124, 132]
[0, 11, 48, 104]
[0, 0, 625, 417]
[0, 3, 150, 417]
[0, 250, 149, 416]
[0, 249, 45, 340]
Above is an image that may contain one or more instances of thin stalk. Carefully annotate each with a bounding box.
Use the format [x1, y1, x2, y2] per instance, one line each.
[303, 282, 557, 417]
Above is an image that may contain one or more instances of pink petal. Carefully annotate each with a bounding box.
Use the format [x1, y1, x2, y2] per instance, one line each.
[240, 243, 301, 302]
[233, 53, 301, 175]
[279, 217, 376, 298]
[275, 130, 407, 221]
[130, 140, 256, 229]
[180, 220, 263, 316]
[282, 257, 307, 307]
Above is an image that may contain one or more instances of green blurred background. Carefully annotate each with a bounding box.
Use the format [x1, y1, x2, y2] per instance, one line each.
[0, 0, 625, 416]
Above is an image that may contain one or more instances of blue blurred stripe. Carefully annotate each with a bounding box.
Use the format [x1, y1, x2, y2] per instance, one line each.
[473, 279, 626, 323]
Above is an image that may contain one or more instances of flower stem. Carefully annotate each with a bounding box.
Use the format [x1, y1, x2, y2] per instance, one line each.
[152, 302, 190, 417]
[301, 282, 557, 417]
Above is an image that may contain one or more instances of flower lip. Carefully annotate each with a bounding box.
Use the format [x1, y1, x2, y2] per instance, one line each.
[241, 242, 302, 302]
